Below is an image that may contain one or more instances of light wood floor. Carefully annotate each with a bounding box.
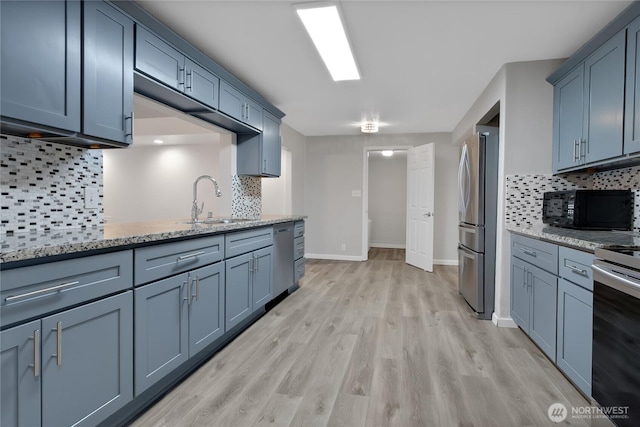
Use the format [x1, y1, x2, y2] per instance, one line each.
[131, 249, 612, 427]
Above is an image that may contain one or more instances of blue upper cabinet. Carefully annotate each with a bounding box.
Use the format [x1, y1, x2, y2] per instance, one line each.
[135, 26, 220, 110]
[237, 109, 282, 177]
[219, 81, 263, 130]
[625, 16, 640, 155]
[549, 3, 640, 172]
[553, 66, 585, 171]
[83, 1, 134, 144]
[0, 0, 81, 132]
[583, 31, 625, 164]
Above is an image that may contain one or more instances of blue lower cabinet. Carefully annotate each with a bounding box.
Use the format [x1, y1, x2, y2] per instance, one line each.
[41, 291, 133, 427]
[1, 320, 41, 427]
[557, 278, 593, 396]
[529, 265, 558, 362]
[510, 256, 531, 331]
[134, 275, 189, 396]
[225, 253, 253, 330]
[188, 262, 226, 356]
[252, 247, 273, 310]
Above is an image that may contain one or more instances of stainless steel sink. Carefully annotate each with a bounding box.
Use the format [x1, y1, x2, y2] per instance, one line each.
[179, 218, 254, 225]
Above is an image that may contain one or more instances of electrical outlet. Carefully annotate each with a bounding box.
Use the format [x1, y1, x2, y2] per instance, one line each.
[341, 243, 346, 251]
[84, 187, 99, 209]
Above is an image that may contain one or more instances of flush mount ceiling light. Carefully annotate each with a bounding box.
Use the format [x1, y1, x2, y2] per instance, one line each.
[295, 2, 360, 81]
[381, 150, 394, 157]
[361, 122, 379, 133]
[153, 139, 164, 144]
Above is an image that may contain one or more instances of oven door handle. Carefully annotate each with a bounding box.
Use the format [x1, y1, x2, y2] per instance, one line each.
[592, 263, 640, 299]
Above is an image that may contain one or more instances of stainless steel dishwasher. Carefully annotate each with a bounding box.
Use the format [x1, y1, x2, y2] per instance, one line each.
[273, 222, 294, 297]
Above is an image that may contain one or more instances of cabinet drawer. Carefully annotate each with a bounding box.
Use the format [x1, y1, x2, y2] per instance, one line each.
[511, 234, 558, 274]
[294, 257, 305, 282]
[134, 236, 224, 286]
[558, 246, 594, 291]
[294, 236, 305, 261]
[294, 221, 305, 238]
[225, 227, 273, 259]
[1, 251, 133, 326]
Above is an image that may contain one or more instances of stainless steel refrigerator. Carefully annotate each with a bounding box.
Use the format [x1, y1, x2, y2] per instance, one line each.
[457, 128, 498, 320]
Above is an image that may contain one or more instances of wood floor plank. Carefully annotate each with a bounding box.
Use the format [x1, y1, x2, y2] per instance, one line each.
[131, 250, 612, 427]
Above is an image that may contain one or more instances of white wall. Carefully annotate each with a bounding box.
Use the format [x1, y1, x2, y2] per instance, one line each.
[281, 123, 306, 215]
[368, 152, 407, 248]
[452, 58, 564, 325]
[103, 137, 233, 223]
[304, 132, 459, 263]
[262, 148, 292, 215]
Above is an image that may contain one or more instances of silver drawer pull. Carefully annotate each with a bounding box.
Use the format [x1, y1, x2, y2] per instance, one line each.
[177, 251, 205, 261]
[522, 249, 537, 257]
[28, 329, 40, 377]
[5, 281, 79, 303]
[566, 263, 588, 277]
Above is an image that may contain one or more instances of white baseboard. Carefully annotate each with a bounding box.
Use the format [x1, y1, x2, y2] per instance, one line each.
[492, 312, 518, 328]
[370, 243, 406, 249]
[434, 259, 458, 266]
[305, 253, 364, 262]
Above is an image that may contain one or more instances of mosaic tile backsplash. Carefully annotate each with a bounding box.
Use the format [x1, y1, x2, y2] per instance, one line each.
[1, 135, 103, 234]
[231, 175, 262, 219]
[506, 165, 640, 232]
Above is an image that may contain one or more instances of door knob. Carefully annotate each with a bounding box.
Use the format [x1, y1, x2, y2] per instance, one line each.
[423, 212, 433, 217]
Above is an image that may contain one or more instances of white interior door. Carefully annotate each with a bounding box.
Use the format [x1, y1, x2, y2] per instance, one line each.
[405, 143, 435, 272]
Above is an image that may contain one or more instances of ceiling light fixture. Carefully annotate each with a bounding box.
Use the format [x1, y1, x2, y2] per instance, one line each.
[295, 2, 360, 81]
[153, 139, 164, 144]
[361, 122, 379, 133]
[381, 150, 394, 157]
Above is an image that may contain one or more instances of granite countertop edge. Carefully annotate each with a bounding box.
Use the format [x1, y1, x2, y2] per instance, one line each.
[1, 215, 307, 265]
[506, 224, 640, 252]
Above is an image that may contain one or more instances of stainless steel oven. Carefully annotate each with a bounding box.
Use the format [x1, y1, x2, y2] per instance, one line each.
[592, 247, 640, 427]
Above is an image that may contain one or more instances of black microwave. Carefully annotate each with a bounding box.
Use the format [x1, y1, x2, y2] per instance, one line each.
[542, 189, 633, 230]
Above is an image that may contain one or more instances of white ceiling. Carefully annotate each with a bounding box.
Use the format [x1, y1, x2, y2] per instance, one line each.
[134, 0, 633, 136]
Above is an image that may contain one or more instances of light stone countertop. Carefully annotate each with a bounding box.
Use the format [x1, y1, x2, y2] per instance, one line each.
[0, 215, 306, 265]
[506, 223, 640, 252]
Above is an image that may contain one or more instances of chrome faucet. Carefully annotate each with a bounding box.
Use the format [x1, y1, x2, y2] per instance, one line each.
[191, 175, 222, 222]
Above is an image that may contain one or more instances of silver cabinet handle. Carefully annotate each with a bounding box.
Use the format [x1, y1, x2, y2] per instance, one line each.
[522, 249, 537, 257]
[178, 67, 185, 87]
[184, 275, 191, 305]
[579, 138, 586, 159]
[523, 267, 527, 288]
[263, 158, 267, 172]
[28, 329, 40, 377]
[186, 70, 192, 91]
[195, 275, 200, 302]
[177, 251, 205, 261]
[124, 113, 133, 139]
[256, 254, 260, 272]
[566, 263, 588, 277]
[52, 322, 62, 366]
[5, 281, 79, 303]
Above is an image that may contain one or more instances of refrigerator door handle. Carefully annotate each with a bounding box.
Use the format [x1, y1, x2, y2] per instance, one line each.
[458, 144, 469, 217]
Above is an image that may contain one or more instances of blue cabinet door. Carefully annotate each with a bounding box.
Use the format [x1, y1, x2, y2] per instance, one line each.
[185, 58, 220, 110]
[529, 264, 558, 362]
[583, 30, 625, 163]
[134, 276, 188, 395]
[245, 99, 263, 131]
[188, 262, 225, 356]
[625, 16, 640, 155]
[219, 81, 246, 123]
[252, 247, 273, 311]
[135, 26, 185, 91]
[262, 110, 282, 176]
[0, 0, 80, 131]
[41, 291, 133, 427]
[510, 256, 530, 332]
[1, 320, 41, 427]
[552, 66, 584, 172]
[225, 253, 253, 330]
[83, 1, 134, 144]
[557, 278, 593, 396]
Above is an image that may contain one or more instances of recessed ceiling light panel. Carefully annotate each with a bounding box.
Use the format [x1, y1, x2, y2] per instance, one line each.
[381, 150, 394, 157]
[295, 3, 360, 81]
[153, 139, 164, 144]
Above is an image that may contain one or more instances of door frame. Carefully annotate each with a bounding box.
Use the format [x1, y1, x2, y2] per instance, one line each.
[361, 145, 412, 261]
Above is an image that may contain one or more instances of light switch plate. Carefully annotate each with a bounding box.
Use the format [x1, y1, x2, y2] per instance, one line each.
[84, 187, 99, 209]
